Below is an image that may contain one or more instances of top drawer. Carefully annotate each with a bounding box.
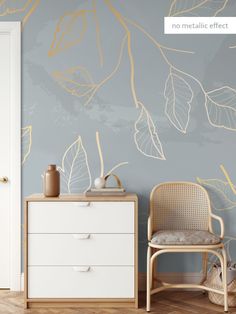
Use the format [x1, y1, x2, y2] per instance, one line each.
[28, 201, 135, 233]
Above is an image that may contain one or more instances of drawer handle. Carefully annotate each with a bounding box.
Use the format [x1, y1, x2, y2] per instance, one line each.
[73, 266, 91, 272]
[75, 202, 91, 207]
[73, 234, 91, 240]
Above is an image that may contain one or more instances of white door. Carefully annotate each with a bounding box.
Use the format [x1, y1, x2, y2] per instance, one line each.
[0, 22, 21, 290]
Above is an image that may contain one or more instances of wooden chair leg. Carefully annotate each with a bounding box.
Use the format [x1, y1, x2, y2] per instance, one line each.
[222, 248, 228, 313]
[146, 245, 151, 312]
[200, 252, 208, 287]
[151, 248, 158, 289]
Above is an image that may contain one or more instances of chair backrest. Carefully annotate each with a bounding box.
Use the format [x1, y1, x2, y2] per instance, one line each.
[150, 182, 211, 232]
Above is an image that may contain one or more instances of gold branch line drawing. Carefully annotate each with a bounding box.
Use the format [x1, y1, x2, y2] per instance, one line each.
[58, 136, 91, 194]
[22, 125, 32, 165]
[125, 16, 236, 133]
[95, 131, 129, 176]
[53, 34, 127, 106]
[168, 0, 229, 17]
[52, 1, 195, 160]
[104, 0, 168, 160]
[0, 0, 40, 26]
[220, 164, 236, 195]
[92, 0, 104, 67]
[134, 102, 166, 160]
[48, 9, 94, 57]
[104, 0, 140, 110]
[164, 68, 193, 133]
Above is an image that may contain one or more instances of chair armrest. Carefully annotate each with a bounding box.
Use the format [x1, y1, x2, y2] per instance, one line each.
[210, 213, 224, 239]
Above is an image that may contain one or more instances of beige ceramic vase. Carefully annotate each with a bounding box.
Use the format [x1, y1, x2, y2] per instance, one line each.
[43, 165, 60, 197]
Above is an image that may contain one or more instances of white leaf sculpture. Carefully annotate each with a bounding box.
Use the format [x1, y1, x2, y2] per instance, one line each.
[197, 177, 236, 210]
[169, 0, 228, 17]
[164, 70, 193, 133]
[22, 125, 32, 165]
[206, 86, 236, 131]
[58, 136, 91, 193]
[134, 102, 165, 160]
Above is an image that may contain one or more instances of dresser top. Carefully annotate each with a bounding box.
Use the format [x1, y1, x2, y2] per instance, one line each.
[25, 193, 138, 202]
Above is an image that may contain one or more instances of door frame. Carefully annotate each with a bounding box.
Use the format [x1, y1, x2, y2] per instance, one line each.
[0, 22, 21, 291]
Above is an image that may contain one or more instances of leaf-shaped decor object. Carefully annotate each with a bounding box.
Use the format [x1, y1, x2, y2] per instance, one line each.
[169, 0, 228, 17]
[58, 136, 91, 194]
[206, 86, 236, 131]
[48, 10, 87, 57]
[0, 0, 40, 26]
[22, 125, 32, 165]
[197, 177, 236, 210]
[164, 69, 193, 133]
[52, 66, 96, 105]
[134, 102, 166, 160]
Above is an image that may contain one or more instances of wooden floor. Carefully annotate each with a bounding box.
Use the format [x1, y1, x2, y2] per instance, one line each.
[0, 291, 235, 314]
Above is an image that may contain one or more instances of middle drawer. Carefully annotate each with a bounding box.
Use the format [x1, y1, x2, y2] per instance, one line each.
[28, 234, 134, 266]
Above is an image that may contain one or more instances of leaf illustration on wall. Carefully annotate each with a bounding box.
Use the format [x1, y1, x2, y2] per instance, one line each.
[52, 66, 96, 105]
[0, 0, 40, 26]
[134, 102, 165, 160]
[22, 125, 32, 165]
[164, 69, 193, 133]
[206, 87, 236, 131]
[168, 0, 228, 17]
[197, 177, 236, 210]
[58, 136, 91, 194]
[48, 10, 88, 57]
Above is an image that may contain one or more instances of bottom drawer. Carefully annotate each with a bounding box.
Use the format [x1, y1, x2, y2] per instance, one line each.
[28, 266, 134, 298]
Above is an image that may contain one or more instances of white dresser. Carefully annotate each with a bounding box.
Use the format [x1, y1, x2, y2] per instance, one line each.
[24, 194, 138, 309]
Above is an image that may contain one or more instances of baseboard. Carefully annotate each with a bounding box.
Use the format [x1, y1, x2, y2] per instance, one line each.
[21, 272, 203, 292]
[138, 272, 203, 291]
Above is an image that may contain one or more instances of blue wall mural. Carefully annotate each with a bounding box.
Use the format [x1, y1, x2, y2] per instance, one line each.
[1, 0, 236, 272]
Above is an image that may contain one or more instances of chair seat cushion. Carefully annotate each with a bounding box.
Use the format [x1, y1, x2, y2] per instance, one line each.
[151, 230, 221, 245]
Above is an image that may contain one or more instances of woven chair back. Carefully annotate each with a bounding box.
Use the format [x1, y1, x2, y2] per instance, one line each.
[150, 182, 211, 232]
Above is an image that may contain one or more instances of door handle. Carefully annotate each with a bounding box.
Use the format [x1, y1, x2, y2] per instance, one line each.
[0, 177, 8, 183]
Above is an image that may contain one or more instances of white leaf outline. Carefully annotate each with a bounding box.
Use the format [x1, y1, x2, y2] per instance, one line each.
[164, 68, 193, 133]
[168, 0, 229, 17]
[22, 125, 32, 165]
[197, 177, 236, 210]
[206, 86, 236, 131]
[58, 136, 91, 193]
[134, 102, 166, 160]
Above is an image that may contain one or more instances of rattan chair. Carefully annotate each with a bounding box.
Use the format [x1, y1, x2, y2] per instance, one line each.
[146, 182, 228, 312]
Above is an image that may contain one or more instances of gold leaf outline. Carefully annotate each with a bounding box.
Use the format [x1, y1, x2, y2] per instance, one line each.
[48, 9, 92, 57]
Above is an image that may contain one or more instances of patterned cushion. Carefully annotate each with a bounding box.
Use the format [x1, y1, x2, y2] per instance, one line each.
[151, 230, 221, 245]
